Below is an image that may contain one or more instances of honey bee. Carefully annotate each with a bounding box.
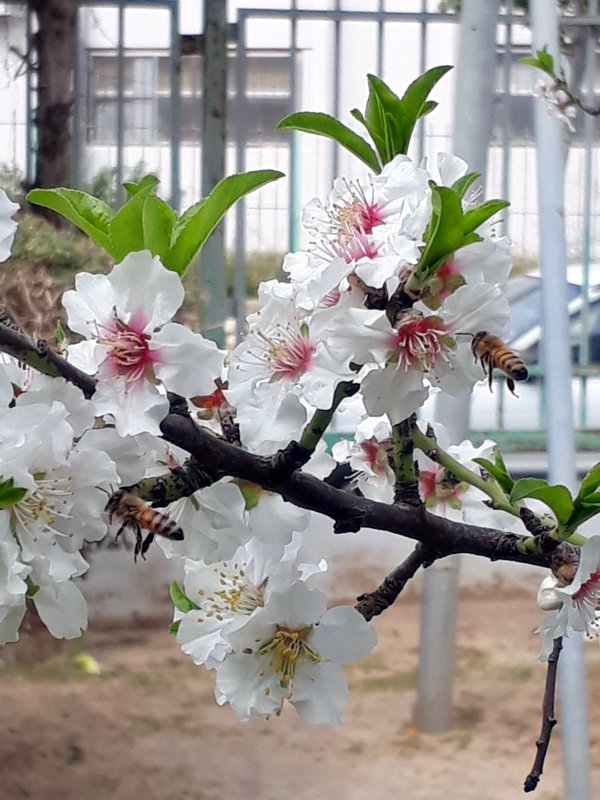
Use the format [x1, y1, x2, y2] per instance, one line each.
[471, 331, 528, 395]
[105, 489, 184, 561]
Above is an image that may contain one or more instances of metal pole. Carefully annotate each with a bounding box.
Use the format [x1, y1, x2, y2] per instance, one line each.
[530, 1, 591, 798]
[116, 0, 125, 207]
[415, 0, 501, 735]
[233, 12, 247, 343]
[288, 2, 301, 252]
[168, 2, 181, 210]
[200, 0, 227, 347]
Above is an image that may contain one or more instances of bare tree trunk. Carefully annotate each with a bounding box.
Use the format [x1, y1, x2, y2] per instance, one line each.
[29, 0, 77, 198]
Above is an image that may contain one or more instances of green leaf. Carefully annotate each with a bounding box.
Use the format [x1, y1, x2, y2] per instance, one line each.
[519, 47, 555, 79]
[581, 491, 600, 506]
[452, 171, 481, 200]
[397, 65, 453, 154]
[510, 478, 549, 502]
[109, 182, 157, 261]
[365, 74, 403, 162]
[166, 169, 283, 275]
[169, 581, 199, 614]
[26, 188, 115, 254]
[122, 174, 160, 197]
[419, 100, 438, 119]
[141, 194, 177, 263]
[462, 199, 510, 234]
[278, 112, 380, 172]
[510, 479, 574, 524]
[473, 455, 514, 494]
[0, 478, 27, 510]
[577, 463, 600, 498]
[416, 185, 465, 277]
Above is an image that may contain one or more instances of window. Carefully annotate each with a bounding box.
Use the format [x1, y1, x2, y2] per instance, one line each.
[87, 50, 294, 146]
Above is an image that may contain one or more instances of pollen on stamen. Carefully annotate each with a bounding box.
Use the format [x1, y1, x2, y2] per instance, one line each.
[389, 312, 453, 372]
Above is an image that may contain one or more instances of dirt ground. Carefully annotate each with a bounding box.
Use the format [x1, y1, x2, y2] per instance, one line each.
[0, 591, 598, 800]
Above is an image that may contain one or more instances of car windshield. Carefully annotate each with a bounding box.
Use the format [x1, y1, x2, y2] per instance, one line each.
[508, 277, 580, 341]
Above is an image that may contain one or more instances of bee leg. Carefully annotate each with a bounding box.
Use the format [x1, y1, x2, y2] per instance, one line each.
[133, 525, 143, 563]
[506, 377, 517, 396]
[141, 531, 155, 559]
[114, 523, 126, 544]
[485, 357, 494, 392]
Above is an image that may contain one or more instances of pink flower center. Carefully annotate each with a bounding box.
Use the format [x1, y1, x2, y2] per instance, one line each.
[319, 287, 342, 308]
[333, 232, 381, 264]
[98, 314, 158, 384]
[336, 195, 385, 237]
[419, 467, 464, 506]
[573, 569, 600, 637]
[389, 312, 453, 372]
[361, 439, 390, 476]
[261, 327, 316, 382]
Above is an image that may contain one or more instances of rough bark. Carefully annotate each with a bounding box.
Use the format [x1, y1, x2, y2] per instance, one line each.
[29, 0, 77, 207]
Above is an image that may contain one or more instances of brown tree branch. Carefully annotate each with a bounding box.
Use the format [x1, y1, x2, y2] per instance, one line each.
[355, 543, 432, 620]
[0, 324, 558, 572]
[524, 637, 563, 793]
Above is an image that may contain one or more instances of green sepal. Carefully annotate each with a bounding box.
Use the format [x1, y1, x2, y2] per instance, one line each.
[169, 620, 181, 635]
[169, 580, 199, 613]
[0, 478, 27, 510]
[26, 577, 40, 598]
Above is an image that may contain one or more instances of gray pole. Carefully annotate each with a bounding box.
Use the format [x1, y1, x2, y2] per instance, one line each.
[415, 0, 500, 734]
[199, 0, 227, 347]
[530, 1, 591, 798]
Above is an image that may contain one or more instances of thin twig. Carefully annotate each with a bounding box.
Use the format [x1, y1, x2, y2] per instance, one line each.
[524, 637, 563, 793]
[355, 543, 432, 620]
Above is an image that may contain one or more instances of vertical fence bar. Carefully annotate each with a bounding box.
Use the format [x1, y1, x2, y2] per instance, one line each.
[376, 0, 384, 78]
[115, 0, 125, 206]
[332, 0, 341, 179]
[200, 0, 228, 347]
[577, 1, 597, 429]
[288, 3, 300, 252]
[168, 1, 180, 210]
[234, 12, 248, 342]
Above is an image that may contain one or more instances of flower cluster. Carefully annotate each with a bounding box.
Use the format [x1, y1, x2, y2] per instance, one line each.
[0, 132, 594, 733]
[228, 152, 510, 446]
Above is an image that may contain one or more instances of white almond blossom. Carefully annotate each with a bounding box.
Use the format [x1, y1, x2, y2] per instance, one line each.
[62, 250, 225, 436]
[332, 418, 394, 503]
[0, 188, 19, 262]
[214, 581, 377, 723]
[330, 282, 509, 422]
[0, 393, 118, 640]
[156, 480, 250, 564]
[175, 535, 325, 670]
[537, 536, 600, 660]
[535, 80, 577, 133]
[0, 520, 28, 644]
